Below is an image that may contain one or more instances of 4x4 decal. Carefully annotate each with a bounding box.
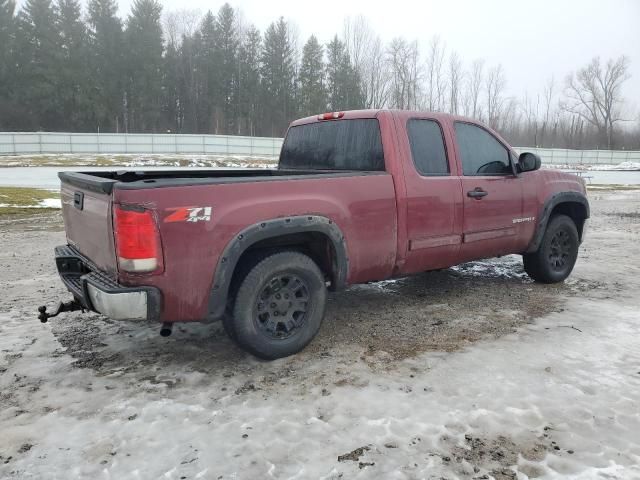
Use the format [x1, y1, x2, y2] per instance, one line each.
[164, 206, 212, 223]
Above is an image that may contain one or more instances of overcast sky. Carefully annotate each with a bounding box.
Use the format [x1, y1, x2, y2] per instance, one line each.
[119, 0, 639, 114]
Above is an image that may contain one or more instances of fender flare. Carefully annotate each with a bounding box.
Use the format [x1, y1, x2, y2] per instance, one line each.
[207, 215, 348, 320]
[526, 191, 590, 253]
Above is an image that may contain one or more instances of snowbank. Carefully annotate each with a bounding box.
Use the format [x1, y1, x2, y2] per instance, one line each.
[0, 153, 278, 168]
[589, 161, 640, 171]
[0, 198, 60, 209]
[543, 162, 640, 172]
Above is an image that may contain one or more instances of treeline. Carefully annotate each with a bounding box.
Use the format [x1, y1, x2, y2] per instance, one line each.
[0, 0, 638, 149]
[0, 0, 363, 137]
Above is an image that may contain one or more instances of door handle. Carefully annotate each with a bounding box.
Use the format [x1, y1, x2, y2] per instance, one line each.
[467, 188, 488, 199]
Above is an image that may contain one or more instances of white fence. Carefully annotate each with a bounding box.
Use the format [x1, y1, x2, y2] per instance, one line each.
[0, 132, 283, 157]
[0, 132, 639, 166]
[513, 147, 640, 166]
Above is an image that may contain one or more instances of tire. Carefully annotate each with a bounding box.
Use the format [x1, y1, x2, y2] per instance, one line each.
[523, 214, 579, 283]
[222, 249, 273, 342]
[230, 251, 327, 360]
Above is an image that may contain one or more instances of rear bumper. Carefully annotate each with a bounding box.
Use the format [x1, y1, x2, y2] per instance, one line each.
[55, 245, 162, 321]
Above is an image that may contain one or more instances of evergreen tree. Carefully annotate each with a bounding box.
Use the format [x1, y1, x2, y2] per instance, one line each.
[124, 0, 163, 132]
[0, 0, 17, 128]
[260, 17, 296, 136]
[215, 3, 238, 134]
[57, 0, 91, 130]
[178, 32, 200, 133]
[326, 35, 364, 111]
[299, 35, 327, 116]
[14, 0, 61, 129]
[237, 25, 261, 135]
[162, 37, 180, 132]
[196, 11, 218, 133]
[0, 0, 15, 67]
[87, 0, 124, 131]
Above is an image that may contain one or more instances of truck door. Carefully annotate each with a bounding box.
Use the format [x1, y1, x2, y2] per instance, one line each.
[400, 117, 464, 274]
[452, 121, 524, 261]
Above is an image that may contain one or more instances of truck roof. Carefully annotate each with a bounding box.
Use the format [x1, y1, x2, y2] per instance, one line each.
[289, 109, 476, 127]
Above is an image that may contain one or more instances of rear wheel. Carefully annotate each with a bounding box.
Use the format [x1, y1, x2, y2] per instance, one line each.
[523, 214, 579, 283]
[230, 251, 327, 359]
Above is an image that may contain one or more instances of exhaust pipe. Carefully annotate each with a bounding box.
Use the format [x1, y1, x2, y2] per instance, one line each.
[160, 322, 173, 337]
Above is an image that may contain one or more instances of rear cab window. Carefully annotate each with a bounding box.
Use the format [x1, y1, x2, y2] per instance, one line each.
[454, 122, 512, 176]
[279, 119, 385, 171]
[407, 119, 449, 176]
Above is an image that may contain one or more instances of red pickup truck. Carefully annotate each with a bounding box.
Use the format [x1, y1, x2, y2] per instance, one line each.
[41, 110, 589, 359]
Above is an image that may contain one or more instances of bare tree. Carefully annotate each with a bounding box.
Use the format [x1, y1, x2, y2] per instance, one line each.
[364, 36, 390, 108]
[343, 15, 371, 74]
[286, 20, 302, 65]
[521, 92, 540, 145]
[425, 36, 446, 111]
[557, 111, 585, 149]
[462, 58, 484, 119]
[539, 76, 556, 146]
[343, 16, 389, 109]
[499, 97, 519, 134]
[386, 37, 420, 110]
[163, 9, 201, 46]
[485, 64, 506, 129]
[562, 56, 630, 148]
[448, 51, 463, 114]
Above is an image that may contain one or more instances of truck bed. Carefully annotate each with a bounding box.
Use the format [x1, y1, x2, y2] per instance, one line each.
[58, 167, 399, 321]
[59, 168, 383, 194]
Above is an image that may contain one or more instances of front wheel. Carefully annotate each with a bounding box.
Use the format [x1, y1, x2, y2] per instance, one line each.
[230, 251, 327, 360]
[523, 214, 580, 283]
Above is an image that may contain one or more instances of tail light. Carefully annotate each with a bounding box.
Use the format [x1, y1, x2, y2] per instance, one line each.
[318, 111, 345, 120]
[113, 205, 163, 273]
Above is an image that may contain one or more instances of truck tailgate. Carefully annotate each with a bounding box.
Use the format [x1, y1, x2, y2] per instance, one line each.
[59, 174, 117, 275]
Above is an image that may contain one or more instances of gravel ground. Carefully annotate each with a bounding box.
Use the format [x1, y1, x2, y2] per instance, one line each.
[1, 190, 639, 479]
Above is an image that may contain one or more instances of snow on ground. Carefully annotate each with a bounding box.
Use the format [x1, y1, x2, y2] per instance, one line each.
[544, 162, 640, 172]
[1, 296, 638, 479]
[0, 198, 61, 209]
[588, 162, 640, 171]
[450, 254, 529, 279]
[1, 192, 639, 479]
[0, 153, 278, 168]
[39, 198, 61, 208]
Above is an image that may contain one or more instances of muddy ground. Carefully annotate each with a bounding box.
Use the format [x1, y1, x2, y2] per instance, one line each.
[1, 190, 639, 479]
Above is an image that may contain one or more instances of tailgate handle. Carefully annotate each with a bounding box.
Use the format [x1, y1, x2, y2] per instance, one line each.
[73, 192, 84, 210]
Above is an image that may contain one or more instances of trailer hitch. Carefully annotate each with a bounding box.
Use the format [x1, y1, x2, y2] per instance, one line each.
[38, 300, 84, 323]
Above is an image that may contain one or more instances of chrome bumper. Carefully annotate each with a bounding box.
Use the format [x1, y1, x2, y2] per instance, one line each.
[55, 245, 161, 321]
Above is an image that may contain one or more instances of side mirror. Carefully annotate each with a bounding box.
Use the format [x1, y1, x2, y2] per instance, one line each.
[517, 152, 541, 173]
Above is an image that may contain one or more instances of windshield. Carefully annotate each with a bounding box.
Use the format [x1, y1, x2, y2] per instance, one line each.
[279, 119, 385, 171]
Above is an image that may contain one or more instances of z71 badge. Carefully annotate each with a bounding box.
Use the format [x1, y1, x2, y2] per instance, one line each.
[164, 206, 212, 223]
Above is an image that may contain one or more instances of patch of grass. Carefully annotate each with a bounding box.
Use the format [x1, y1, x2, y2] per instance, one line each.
[0, 186, 59, 206]
[0, 206, 59, 217]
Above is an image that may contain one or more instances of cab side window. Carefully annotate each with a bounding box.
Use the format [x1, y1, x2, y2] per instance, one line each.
[407, 119, 449, 176]
[454, 122, 512, 176]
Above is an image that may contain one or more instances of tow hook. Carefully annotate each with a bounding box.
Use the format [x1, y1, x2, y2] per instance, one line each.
[37, 300, 84, 323]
